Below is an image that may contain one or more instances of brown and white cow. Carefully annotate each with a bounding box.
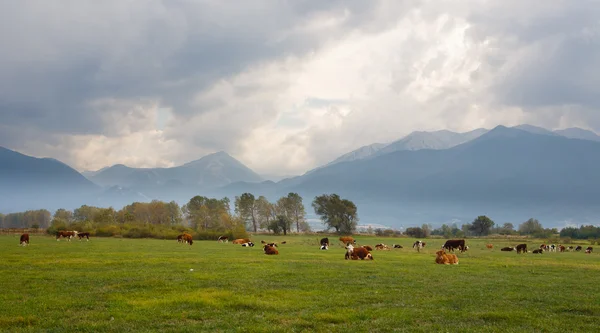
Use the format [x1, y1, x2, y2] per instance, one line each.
[182, 233, 193, 245]
[217, 235, 229, 243]
[263, 244, 279, 255]
[349, 246, 374, 260]
[232, 238, 251, 244]
[486, 244, 493, 249]
[585, 246, 593, 254]
[56, 230, 77, 241]
[19, 233, 29, 246]
[375, 243, 390, 250]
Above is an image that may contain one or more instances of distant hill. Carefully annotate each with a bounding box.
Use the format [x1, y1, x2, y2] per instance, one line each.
[554, 127, 600, 141]
[0, 146, 100, 212]
[306, 143, 386, 174]
[85, 151, 263, 202]
[512, 124, 560, 136]
[229, 126, 600, 227]
[376, 128, 488, 156]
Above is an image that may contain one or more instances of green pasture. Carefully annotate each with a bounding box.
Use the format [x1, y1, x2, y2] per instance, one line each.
[1, 234, 599, 332]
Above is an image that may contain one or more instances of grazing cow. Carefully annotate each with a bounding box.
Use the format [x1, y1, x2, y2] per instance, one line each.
[486, 244, 493, 249]
[261, 240, 267, 244]
[501, 247, 515, 251]
[375, 244, 390, 250]
[435, 250, 459, 265]
[281, 241, 287, 244]
[393, 244, 403, 249]
[413, 240, 425, 252]
[263, 244, 279, 255]
[350, 246, 374, 260]
[442, 239, 467, 253]
[320, 237, 330, 247]
[516, 243, 527, 254]
[567, 246, 574, 251]
[232, 238, 251, 244]
[177, 234, 185, 243]
[320, 244, 328, 250]
[182, 233, 193, 245]
[362, 245, 373, 251]
[241, 242, 255, 247]
[339, 236, 356, 245]
[217, 236, 229, 243]
[549, 244, 556, 252]
[532, 249, 543, 254]
[19, 233, 29, 246]
[56, 230, 77, 241]
[558, 245, 566, 252]
[585, 246, 593, 254]
[575, 246, 582, 251]
[77, 232, 90, 241]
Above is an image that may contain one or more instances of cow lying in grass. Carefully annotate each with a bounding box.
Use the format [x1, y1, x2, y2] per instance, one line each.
[532, 249, 543, 254]
[375, 244, 390, 250]
[393, 244, 403, 249]
[263, 244, 279, 255]
[501, 247, 515, 251]
[242, 242, 254, 247]
[435, 250, 459, 265]
[344, 244, 373, 260]
[233, 238, 251, 244]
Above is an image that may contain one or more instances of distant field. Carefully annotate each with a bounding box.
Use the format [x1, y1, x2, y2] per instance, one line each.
[1, 234, 599, 332]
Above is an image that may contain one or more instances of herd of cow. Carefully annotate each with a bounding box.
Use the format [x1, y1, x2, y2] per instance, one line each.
[17, 232, 596, 262]
[498, 243, 593, 254]
[18, 230, 91, 246]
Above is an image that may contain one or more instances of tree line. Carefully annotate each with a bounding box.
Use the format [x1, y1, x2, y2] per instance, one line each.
[0, 192, 359, 238]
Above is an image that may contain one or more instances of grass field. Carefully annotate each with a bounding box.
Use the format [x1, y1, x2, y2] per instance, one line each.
[1, 234, 599, 332]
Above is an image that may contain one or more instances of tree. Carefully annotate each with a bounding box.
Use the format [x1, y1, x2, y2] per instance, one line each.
[274, 214, 292, 235]
[469, 215, 495, 236]
[234, 193, 258, 232]
[54, 209, 74, 223]
[312, 194, 358, 234]
[255, 196, 275, 230]
[405, 227, 426, 238]
[518, 218, 544, 235]
[284, 193, 306, 233]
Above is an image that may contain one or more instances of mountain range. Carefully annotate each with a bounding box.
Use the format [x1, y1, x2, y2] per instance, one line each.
[2, 124, 600, 228]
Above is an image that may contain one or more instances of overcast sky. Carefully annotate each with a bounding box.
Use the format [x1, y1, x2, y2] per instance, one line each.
[1, 0, 599, 177]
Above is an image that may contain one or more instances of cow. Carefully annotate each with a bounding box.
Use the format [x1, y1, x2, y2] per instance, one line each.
[575, 246, 583, 251]
[393, 244, 403, 249]
[585, 246, 593, 254]
[435, 250, 459, 265]
[362, 245, 374, 251]
[56, 230, 77, 241]
[501, 247, 515, 251]
[261, 240, 267, 244]
[320, 237, 330, 247]
[548, 244, 556, 252]
[566, 246, 574, 251]
[182, 233, 193, 245]
[217, 235, 229, 243]
[375, 244, 390, 250]
[232, 238, 251, 244]
[77, 232, 90, 241]
[558, 245, 566, 252]
[19, 233, 29, 246]
[413, 240, 425, 252]
[344, 244, 355, 260]
[339, 236, 356, 245]
[442, 239, 467, 253]
[486, 244, 493, 249]
[350, 246, 374, 260]
[540, 244, 548, 251]
[516, 243, 527, 254]
[263, 244, 279, 255]
[241, 242, 255, 247]
[281, 241, 287, 244]
[532, 249, 543, 254]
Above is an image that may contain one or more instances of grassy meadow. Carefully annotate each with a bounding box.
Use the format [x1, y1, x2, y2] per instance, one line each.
[1, 234, 599, 332]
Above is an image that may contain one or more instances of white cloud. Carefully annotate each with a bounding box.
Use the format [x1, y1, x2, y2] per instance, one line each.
[1, 1, 600, 177]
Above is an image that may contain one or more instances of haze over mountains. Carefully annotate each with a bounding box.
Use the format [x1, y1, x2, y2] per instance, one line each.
[2, 124, 600, 229]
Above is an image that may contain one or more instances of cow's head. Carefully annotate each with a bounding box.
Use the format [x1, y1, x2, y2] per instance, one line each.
[366, 253, 374, 260]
